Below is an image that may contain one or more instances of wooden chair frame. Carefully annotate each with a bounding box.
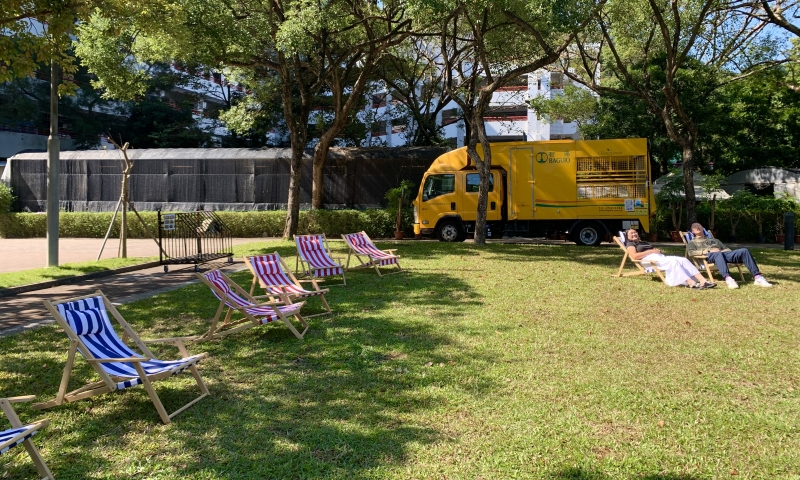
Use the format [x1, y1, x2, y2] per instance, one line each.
[612, 234, 667, 283]
[196, 269, 309, 340]
[35, 290, 209, 425]
[679, 231, 745, 283]
[294, 234, 346, 286]
[341, 231, 403, 276]
[245, 253, 332, 319]
[1, 396, 54, 479]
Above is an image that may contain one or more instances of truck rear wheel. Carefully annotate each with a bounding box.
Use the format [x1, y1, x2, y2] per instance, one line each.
[436, 219, 464, 242]
[573, 222, 603, 246]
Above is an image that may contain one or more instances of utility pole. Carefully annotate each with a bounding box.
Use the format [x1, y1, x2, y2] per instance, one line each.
[46, 60, 60, 267]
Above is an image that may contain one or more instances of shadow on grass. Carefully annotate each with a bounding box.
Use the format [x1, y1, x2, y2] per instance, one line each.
[550, 467, 699, 479]
[0, 256, 496, 479]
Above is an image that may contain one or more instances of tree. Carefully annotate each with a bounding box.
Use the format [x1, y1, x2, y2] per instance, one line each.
[559, 0, 780, 226]
[75, 0, 412, 234]
[306, 0, 413, 209]
[373, 39, 459, 146]
[527, 83, 597, 136]
[430, 0, 603, 244]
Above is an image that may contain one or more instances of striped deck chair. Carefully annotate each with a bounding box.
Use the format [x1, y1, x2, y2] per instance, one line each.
[245, 253, 332, 318]
[680, 230, 745, 283]
[1, 396, 53, 479]
[342, 231, 402, 276]
[197, 269, 309, 340]
[613, 231, 667, 283]
[294, 234, 346, 286]
[35, 291, 209, 425]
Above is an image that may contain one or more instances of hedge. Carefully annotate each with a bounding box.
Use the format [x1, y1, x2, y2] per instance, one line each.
[0, 209, 411, 239]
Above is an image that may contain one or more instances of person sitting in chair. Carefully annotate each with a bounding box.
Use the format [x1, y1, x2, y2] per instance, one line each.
[686, 222, 772, 289]
[625, 229, 716, 289]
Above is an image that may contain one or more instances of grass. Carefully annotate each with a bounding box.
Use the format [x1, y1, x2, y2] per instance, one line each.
[1, 240, 799, 479]
[0, 257, 158, 290]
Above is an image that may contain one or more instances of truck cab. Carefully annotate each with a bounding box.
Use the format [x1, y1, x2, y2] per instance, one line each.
[417, 170, 504, 241]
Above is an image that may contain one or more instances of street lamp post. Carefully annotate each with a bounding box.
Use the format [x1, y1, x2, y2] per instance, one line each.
[47, 60, 60, 267]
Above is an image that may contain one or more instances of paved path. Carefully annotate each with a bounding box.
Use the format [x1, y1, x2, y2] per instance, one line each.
[0, 259, 247, 336]
[0, 238, 261, 274]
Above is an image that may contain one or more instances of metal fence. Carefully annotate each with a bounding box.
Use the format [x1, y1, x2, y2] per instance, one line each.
[6, 147, 447, 212]
[158, 211, 233, 272]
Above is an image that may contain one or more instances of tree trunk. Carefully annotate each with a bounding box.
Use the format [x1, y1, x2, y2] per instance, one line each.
[312, 132, 336, 209]
[681, 145, 697, 226]
[464, 108, 491, 245]
[120, 174, 128, 258]
[284, 148, 304, 238]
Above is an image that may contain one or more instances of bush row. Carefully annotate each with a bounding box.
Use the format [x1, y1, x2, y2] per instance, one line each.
[652, 202, 797, 243]
[0, 209, 412, 239]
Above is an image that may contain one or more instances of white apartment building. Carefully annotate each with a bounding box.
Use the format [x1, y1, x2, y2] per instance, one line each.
[360, 70, 582, 148]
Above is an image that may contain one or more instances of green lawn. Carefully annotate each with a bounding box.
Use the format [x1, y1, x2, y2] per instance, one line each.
[1, 241, 799, 479]
[0, 257, 158, 290]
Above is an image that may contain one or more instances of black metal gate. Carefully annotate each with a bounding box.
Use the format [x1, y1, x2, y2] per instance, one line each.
[158, 211, 233, 272]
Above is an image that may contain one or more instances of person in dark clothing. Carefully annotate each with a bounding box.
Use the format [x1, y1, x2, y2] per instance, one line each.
[686, 222, 772, 289]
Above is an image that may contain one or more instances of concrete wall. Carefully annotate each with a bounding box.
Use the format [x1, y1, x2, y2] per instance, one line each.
[0, 131, 76, 159]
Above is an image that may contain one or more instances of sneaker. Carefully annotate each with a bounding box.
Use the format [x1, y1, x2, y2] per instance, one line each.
[702, 281, 717, 289]
[725, 277, 739, 289]
[689, 282, 704, 289]
[754, 277, 773, 288]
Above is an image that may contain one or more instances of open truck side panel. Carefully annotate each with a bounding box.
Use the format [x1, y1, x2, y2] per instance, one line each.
[414, 139, 654, 244]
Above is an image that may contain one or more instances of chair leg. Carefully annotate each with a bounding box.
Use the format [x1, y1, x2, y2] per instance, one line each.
[736, 264, 745, 282]
[22, 439, 54, 480]
[615, 255, 628, 277]
[279, 313, 307, 340]
[702, 260, 715, 282]
[133, 363, 171, 425]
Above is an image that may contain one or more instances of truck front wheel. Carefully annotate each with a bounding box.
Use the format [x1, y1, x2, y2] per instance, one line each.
[573, 222, 603, 246]
[436, 219, 465, 242]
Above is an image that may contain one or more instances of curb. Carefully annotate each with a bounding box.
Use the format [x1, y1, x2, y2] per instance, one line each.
[0, 261, 162, 298]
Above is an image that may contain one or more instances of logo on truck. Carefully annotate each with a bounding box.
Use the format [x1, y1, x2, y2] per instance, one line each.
[536, 151, 571, 164]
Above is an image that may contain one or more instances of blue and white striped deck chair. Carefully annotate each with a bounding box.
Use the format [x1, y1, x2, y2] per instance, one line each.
[680, 230, 745, 282]
[1, 396, 54, 479]
[612, 231, 667, 283]
[34, 290, 210, 425]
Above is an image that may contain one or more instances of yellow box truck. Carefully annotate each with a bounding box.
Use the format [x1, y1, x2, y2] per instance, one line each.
[413, 138, 655, 245]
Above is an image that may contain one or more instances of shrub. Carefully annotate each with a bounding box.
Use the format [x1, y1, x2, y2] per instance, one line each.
[0, 209, 410, 239]
[0, 183, 13, 214]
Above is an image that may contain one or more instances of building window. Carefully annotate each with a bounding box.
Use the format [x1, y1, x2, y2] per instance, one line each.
[371, 120, 387, 136]
[550, 73, 564, 90]
[371, 93, 387, 108]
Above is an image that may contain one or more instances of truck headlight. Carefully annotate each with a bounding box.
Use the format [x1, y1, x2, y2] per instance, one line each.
[414, 205, 418, 223]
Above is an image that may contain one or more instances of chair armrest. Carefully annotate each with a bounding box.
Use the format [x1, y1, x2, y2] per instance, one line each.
[253, 291, 287, 299]
[1, 395, 36, 403]
[384, 249, 397, 253]
[86, 357, 151, 364]
[239, 300, 285, 308]
[297, 279, 324, 283]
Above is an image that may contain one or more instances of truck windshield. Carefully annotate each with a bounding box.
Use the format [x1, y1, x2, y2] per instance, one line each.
[422, 174, 455, 201]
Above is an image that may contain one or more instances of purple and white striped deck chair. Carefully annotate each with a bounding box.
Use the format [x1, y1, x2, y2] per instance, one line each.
[197, 269, 309, 340]
[245, 253, 332, 318]
[1, 396, 53, 479]
[342, 231, 402, 276]
[36, 291, 210, 425]
[680, 229, 745, 282]
[294, 234, 346, 286]
[612, 231, 666, 283]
